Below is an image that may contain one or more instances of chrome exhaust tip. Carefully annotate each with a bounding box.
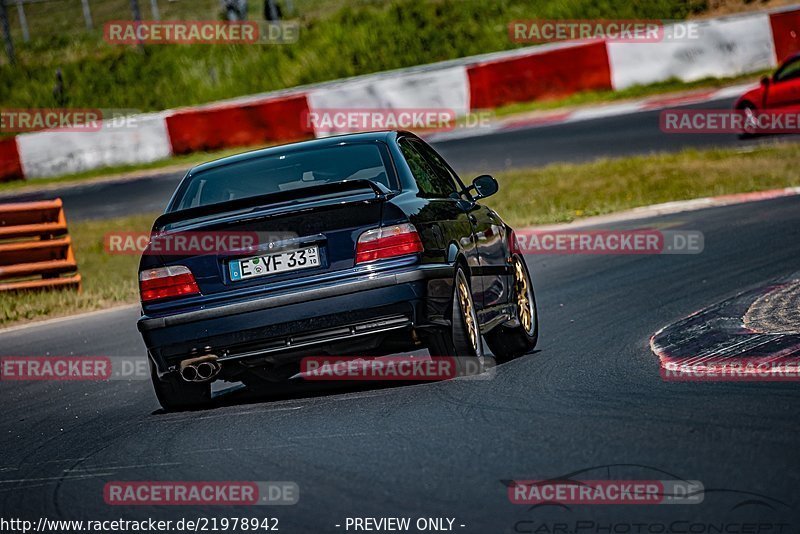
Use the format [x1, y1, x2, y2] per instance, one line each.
[179, 355, 221, 383]
[180, 365, 198, 382]
[196, 361, 216, 381]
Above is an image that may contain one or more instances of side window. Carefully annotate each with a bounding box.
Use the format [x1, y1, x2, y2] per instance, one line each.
[399, 138, 459, 198]
[415, 141, 464, 195]
[776, 58, 800, 83]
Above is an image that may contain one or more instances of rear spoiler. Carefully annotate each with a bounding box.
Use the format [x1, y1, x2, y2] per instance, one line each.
[154, 179, 393, 232]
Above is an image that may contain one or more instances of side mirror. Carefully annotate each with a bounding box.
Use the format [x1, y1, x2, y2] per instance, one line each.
[761, 75, 770, 86]
[471, 175, 499, 199]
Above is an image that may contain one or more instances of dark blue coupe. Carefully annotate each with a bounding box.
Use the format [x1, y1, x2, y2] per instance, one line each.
[137, 131, 538, 410]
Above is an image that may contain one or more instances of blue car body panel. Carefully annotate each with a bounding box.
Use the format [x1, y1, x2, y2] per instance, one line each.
[138, 131, 517, 378]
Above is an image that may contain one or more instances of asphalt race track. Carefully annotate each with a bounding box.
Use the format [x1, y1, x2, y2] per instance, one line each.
[4, 95, 798, 222]
[1, 193, 799, 530]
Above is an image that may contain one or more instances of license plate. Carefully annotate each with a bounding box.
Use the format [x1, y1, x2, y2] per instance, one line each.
[229, 246, 320, 281]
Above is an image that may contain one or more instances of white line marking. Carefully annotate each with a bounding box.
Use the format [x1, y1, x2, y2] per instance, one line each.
[0, 305, 140, 335]
[64, 462, 180, 472]
[0, 473, 114, 484]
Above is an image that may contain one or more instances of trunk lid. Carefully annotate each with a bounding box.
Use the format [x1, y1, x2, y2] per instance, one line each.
[146, 180, 391, 298]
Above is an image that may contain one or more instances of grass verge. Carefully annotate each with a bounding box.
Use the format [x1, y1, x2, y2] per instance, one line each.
[490, 142, 800, 226]
[1, 141, 799, 327]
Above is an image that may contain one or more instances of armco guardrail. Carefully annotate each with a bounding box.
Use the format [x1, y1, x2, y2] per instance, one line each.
[0, 198, 81, 292]
[0, 5, 798, 181]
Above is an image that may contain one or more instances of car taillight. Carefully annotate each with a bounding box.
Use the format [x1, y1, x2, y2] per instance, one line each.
[139, 265, 200, 303]
[509, 229, 522, 256]
[356, 223, 424, 264]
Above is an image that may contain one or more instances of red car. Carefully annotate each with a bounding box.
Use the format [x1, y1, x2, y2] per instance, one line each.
[735, 52, 800, 136]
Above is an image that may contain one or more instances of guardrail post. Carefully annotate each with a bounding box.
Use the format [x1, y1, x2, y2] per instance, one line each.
[0, 0, 15, 64]
[81, 0, 94, 31]
[15, 0, 29, 42]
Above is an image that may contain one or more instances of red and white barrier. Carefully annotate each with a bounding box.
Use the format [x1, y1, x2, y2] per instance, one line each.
[467, 41, 612, 109]
[607, 14, 777, 90]
[165, 94, 313, 154]
[770, 6, 800, 63]
[1, 5, 798, 182]
[308, 66, 470, 136]
[14, 113, 172, 179]
[0, 137, 22, 182]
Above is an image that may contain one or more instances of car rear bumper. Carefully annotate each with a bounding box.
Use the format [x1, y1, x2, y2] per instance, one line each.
[138, 263, 453, 373]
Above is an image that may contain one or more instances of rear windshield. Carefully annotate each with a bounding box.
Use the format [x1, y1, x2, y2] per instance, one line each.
[171, 143, 394, 211]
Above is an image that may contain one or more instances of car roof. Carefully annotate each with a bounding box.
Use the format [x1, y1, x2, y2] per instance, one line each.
[188, 130, 408, 176]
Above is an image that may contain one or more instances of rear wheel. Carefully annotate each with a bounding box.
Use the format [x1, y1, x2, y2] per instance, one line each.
[486, 255, 538, 363]
[427, 267, 485, 375]
[150, 359, 211, 411]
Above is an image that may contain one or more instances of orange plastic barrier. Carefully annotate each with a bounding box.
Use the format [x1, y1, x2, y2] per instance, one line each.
[0, 199, 81, 292]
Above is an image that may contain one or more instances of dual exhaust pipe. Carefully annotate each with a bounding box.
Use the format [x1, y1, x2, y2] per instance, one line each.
[180, 355, 221, 383]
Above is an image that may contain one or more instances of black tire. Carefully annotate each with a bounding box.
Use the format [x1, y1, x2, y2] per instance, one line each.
[150, 359, 211, 411]
[486, 255, 538, 363]
[738, 103, 758, 140]
[427, 266, 485, 376]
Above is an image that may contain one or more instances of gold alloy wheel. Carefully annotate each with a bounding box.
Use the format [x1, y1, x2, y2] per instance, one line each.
[743, 106, 758, 135]
[514, 257, 535, 336]
[456, 273, 479, 352]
